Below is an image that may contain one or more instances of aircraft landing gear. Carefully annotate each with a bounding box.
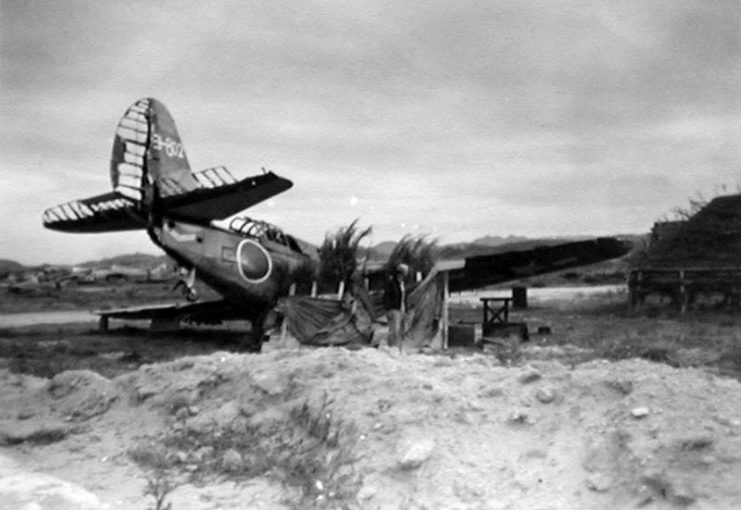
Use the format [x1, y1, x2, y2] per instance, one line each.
[241, 311, 269, 353]
[241, 329, 265, 353]
[173, 266, 198, 302]
[184, 287, 198, 302]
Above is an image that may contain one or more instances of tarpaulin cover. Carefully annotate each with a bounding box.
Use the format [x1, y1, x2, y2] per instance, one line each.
[402, 270, 445, 349]
[281, 293, 374, 346]
[281, 272, 445, 348]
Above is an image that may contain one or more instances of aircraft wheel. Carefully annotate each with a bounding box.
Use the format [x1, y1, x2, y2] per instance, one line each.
[185, 288, 198, 302]
[240, 330, 264, 353]
[241, 311, 268, 353]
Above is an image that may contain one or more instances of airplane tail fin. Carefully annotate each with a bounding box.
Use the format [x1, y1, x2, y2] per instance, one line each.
[110, 98, 293, 222]
[110, 98, 198, 203]
[44, 98, 294, 233]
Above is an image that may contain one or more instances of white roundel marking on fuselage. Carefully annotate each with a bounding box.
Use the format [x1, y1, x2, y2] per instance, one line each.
[236, 239, 273, 284]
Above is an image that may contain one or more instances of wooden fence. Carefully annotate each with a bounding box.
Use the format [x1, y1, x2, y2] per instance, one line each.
[628, 267, 741, 313]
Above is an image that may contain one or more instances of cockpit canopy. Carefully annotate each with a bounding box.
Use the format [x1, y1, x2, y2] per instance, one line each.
[228, 216, 303, 253]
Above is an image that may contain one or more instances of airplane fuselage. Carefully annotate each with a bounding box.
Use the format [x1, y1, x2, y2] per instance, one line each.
[153, 216, 317, 311]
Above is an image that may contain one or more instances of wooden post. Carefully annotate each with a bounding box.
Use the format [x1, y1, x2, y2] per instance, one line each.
[441, 270, 449, 350]
[482, 299, 489, 337]
[512, 286, 527, 309]
[279, 284, 297, 346]
[98, 315, 109, 332]
[337, 280, 345, 299]
[310, 281, 317, 298]
[628, 270, 637, 309]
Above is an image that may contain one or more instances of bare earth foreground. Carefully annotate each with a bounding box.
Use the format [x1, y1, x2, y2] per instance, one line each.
[1, 291, 741, 509]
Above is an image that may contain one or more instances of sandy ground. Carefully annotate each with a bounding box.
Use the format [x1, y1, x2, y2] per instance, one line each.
[0, 285, 625, 328]
[452, 284, 626, 306]
[1, 349, 740, 509]
[1, 288, 741, 509]
[0, 311, 98, 327]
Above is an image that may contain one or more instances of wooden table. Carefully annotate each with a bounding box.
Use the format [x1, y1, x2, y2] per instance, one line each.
[480, 297, 512, 336]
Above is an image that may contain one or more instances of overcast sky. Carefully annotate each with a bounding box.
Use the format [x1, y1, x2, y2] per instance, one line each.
[1, 0, 739, 265]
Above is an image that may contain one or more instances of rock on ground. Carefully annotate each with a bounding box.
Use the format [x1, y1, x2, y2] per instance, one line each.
[0, 468, 108, 510]
[46, 370, 118, 421]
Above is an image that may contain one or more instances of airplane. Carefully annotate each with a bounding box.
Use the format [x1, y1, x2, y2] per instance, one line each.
[43, 98, 631, 351]
[43, 98, 319, 350]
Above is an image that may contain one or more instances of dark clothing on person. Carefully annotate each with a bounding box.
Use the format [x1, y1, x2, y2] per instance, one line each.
[382, 274, 406, 311]
[382, 272, 407, 349]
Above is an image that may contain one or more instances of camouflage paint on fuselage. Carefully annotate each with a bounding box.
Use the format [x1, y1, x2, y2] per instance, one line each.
[155, 219, 315, 312]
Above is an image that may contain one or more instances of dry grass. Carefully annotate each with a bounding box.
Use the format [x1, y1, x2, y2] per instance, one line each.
[129, 392, 362, 509]
[717, 341, 741, 373]
[510, 292, 741, 379]
[128, 443, 180, 510]
[143, 469, 176, 510]
[0, 324, 250, 379]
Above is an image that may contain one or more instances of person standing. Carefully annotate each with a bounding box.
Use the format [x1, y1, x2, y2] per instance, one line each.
[383, 263, 409, 349]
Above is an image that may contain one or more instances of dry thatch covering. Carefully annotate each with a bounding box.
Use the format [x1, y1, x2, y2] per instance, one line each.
[639, 194, 741, 269]
[318, 219, 372, 292]
[384, 235, 438, 277]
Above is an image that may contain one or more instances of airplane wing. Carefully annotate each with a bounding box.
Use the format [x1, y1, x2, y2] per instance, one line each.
[163, 169, 293, 223]
[42, 192, 145, 233]
[42, 169, 291, 232]
[93, 299, 250, 324]
[445, 237, 632, 292]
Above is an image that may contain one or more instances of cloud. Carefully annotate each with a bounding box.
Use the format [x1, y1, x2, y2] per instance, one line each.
[0, 0, 738, 263]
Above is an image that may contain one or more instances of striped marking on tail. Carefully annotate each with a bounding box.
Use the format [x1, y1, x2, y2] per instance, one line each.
[111, 98, 150, 202]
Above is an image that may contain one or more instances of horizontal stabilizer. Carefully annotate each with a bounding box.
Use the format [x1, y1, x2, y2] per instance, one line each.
[42, 192, 145, 233]
[447, 237, 632, 292]
[164, 170, 293, 223]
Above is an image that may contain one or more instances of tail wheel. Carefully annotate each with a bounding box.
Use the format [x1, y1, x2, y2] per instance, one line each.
[185, 288, 198, 302]
[172, 267, 198, 301]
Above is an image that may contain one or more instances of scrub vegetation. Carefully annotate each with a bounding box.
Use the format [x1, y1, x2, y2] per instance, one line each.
[129, 392, 361, 510]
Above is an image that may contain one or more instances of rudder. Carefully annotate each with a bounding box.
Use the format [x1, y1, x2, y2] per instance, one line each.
[45, 98, 295, 232]
[110, 98, 198, 204]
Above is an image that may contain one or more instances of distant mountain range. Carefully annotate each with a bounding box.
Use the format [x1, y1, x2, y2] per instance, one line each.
[471, 235, 532, 246]
[0, 253, 172, 277]
[0, 259, 27, 276]
[75, 253, 171, 270]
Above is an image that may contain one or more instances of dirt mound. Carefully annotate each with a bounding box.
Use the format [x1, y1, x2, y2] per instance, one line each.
[47, 370, 119, 421]
[1, 348, 740, 509]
